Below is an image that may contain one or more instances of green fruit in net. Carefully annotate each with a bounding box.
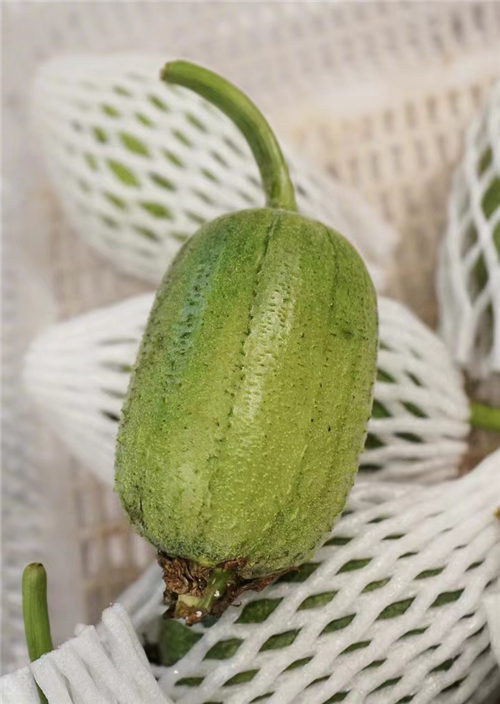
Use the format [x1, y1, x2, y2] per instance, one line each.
[115, 61, 378, 622]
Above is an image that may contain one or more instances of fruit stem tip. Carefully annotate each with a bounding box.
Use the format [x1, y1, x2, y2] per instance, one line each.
[22, 563, 53, 704]
[161, 60, 297, 212]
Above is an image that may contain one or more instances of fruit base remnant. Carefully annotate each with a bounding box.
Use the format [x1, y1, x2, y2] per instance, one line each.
[158, 554, 291, 624]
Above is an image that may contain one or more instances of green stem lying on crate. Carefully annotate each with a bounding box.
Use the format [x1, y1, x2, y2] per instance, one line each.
[23, 563, 54, 704]
[470, 402, 500, 433]
[161, 60, 297, 212]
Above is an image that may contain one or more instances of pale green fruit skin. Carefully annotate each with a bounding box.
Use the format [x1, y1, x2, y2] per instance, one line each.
[115, 208, 378, 578]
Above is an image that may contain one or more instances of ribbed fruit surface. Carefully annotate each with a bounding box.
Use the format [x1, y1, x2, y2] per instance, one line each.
[115, 208, 378, 578]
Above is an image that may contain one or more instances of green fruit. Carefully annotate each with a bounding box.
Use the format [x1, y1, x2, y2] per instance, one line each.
[157, 618, 203, 667]
[117, 208, 376, 572]
[115, 61, 378, 622]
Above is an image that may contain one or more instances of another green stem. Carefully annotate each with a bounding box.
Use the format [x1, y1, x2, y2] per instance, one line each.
[23, 563, 53, 704]
[161, 60, 297, 212]
[470, 402, 500, 433]
[175, 568, 234, 622]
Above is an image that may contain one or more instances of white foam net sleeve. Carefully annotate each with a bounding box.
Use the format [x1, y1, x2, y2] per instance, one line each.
[22, 293, 470, 487]
[112, 450, 500, 704]
[366, 298, 469, 482]
[23, 294, 153, 486]
[484, 592, 500, 667]
[0, 603, 172, 704]
[31, 53, 397, 292]
[438, 80, 500, 380]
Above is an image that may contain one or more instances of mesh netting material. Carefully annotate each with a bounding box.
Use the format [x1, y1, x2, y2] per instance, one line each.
[364, 299, 470, 482]
[0, 604, 171, 704]
[438, 80, 500, 380]
[23, 294, 470, 488]
[484, 593, 500, 667]
[112, 450, 500, 704]
[31, 54, 396, 292]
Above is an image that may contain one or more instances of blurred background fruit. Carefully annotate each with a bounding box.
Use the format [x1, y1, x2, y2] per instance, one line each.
[32, 54, 396, 290]
[438, 80, 500, 382]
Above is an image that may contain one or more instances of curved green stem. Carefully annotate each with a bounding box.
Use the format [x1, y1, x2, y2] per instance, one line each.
[470, 402, 500, 433]
[161, 60, 297, 212]
[23, 563, 53, 704]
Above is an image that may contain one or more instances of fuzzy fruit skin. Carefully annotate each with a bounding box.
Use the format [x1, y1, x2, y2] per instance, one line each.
[115, 208, 378, 579]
